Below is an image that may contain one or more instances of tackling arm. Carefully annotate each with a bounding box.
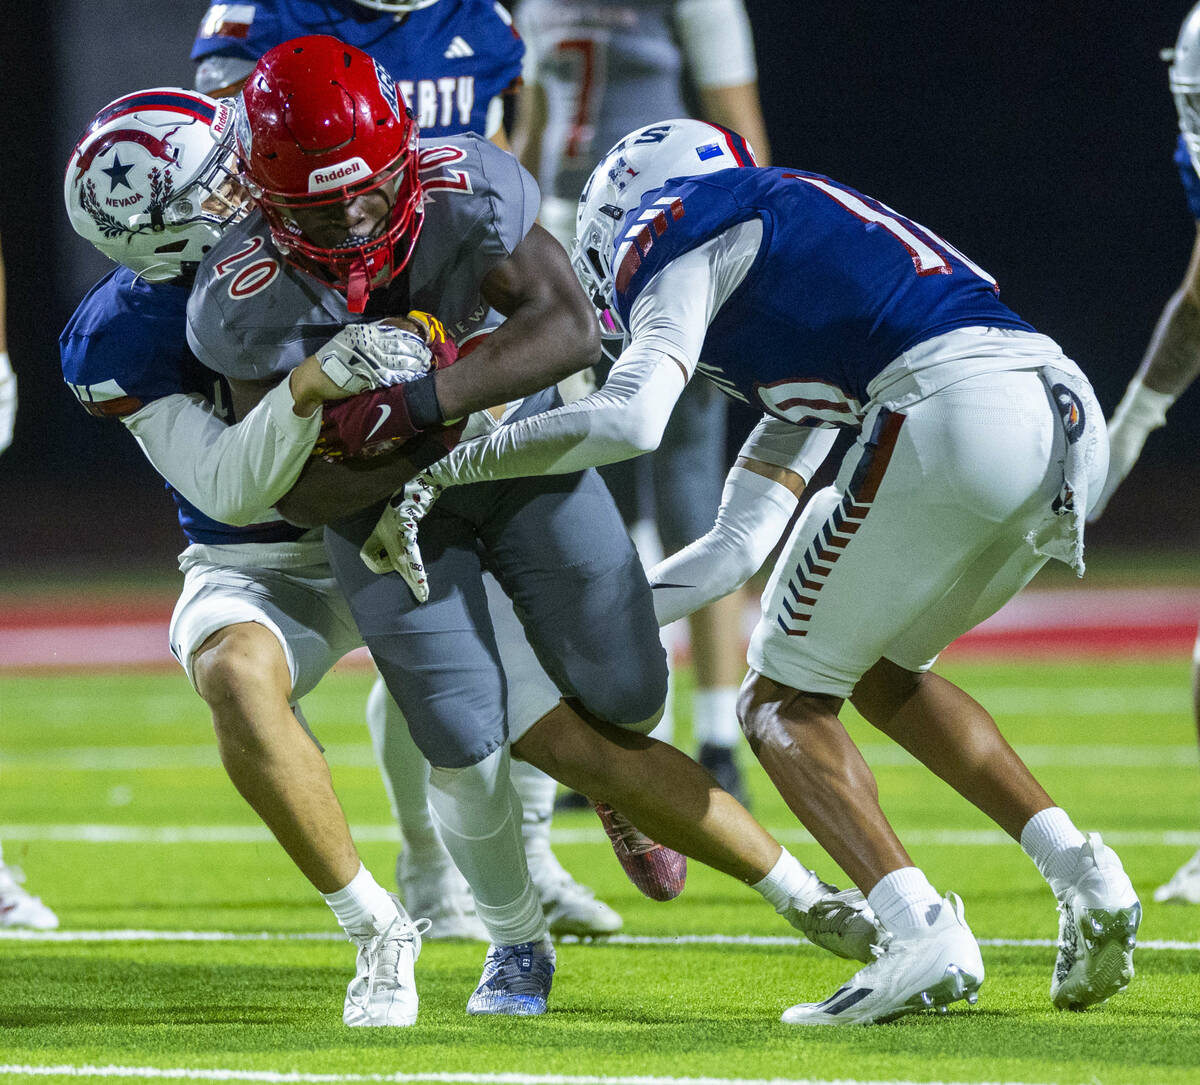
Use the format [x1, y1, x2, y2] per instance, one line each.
[125, 376, 320, 526]
[227, 374, 441, 528]
[422, 223, 756, 487]
[419, 223, 602, 421]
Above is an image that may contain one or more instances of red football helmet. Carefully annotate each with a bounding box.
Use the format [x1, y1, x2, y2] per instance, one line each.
[237, 35, 423, 311]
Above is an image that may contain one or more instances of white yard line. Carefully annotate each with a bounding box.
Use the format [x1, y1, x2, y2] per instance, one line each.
[0, 929, 1194, 951]
[0, 1065, 1078, 1085]
[3, 741, 1195, 772]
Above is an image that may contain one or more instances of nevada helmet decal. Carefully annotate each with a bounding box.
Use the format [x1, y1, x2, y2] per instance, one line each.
[73, 129, 182, 239]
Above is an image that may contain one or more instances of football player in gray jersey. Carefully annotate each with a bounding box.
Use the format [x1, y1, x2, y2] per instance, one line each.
[512, 0, 772, 800]
[189, 0, 623, 942]
[188, 36, 880, 1019]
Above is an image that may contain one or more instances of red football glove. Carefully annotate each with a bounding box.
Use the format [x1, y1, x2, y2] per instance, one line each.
[314, 312, 460, 461]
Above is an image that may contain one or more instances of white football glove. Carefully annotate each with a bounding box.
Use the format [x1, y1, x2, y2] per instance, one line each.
[317, 321, 433, 395]
[361, 472, 444, 602]
[1089, 377, 1174, 521]
[0, 351, 14, 455]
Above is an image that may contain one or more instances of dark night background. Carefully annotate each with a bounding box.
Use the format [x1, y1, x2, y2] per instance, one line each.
[1, 2, 1196, 582]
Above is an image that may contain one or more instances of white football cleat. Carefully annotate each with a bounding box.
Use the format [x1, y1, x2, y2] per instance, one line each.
[1051, 833, 1140, 1011]
[1153, 848, 1200, 904]
[399, 850, 489, 942]
[0, 864, 58, 930]
[781, 894, 984, 1026]
[529, 849, 623, 939]
[343, 894, 430, 1027]
[778, 884, 879, 963]
[466, 936, 556, 1015]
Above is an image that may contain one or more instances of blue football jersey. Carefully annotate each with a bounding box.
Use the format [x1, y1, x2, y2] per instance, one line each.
[1174, 134, 1200, 221]
[59, 266, 308, 547]
[191, 0, 523, 138]
[613, 166, 1034, 419]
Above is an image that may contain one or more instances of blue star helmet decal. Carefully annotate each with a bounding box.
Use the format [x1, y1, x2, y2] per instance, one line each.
[102, 153, 135, 192]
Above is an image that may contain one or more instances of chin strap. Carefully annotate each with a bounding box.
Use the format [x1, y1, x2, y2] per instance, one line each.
[346, 255, 371, 314]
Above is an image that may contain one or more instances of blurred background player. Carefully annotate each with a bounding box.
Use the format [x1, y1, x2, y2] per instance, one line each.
[189, 0, 621, 938]
[192, 0, 521, 147]
[1092, 1, 1200, 905]
[0, 230, 58, 932]
[511, 0, 772, 801]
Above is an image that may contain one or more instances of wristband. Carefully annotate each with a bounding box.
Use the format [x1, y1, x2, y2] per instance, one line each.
[405, 373, 445, 430]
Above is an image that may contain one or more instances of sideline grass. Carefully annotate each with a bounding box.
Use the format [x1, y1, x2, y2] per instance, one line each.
[2, 659, 1199, 1084]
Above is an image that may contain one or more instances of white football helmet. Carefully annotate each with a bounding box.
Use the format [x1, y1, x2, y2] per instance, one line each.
[64, 88, 245, 282]
[350, 0, 442, 12]
[1169, 2, 1200, 174]
[572, 118, 757, 349]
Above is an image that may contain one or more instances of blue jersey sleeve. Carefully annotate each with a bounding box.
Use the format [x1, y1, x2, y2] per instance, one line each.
[1174, 134, 1200, 221]
[191, 2, 283, 63]
[60, 269, 196, 419]
[612, 172, 755, 327]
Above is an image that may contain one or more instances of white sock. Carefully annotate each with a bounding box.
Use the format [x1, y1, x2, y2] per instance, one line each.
[750, 848, 827, 912]
[473, 885, 548, 946]
[693, 687, 741, 747]
[365, 676, 452, 881]
[323, 864, 397, 936]
[510, 758, 564, 890]
[1020, 806, 1086, 895]
[428, 749, 548, 946]
[867, 867, 943, 931]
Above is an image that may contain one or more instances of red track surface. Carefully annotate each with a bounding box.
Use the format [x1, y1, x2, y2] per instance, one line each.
[1, 588, 1196, 672]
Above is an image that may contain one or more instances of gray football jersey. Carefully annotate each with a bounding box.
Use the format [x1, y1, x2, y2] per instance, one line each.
[518, 0, 690, 200]
[186, 135, 539, 383]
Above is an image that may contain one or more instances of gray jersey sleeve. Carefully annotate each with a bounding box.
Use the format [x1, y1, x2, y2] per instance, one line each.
[406, 135, 541, 342]
[419, 136, 539, 283]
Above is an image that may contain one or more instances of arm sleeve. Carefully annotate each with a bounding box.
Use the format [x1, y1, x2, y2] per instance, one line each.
[428, 341, 688, 485]
[739, 413, 838, 479]
[674, 0, 759, 88]
[646, 421, 836, 626]
[123, 377, 320, 525]
[426, 226, 757, 486]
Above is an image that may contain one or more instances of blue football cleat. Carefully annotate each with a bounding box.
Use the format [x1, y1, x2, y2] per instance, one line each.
[466, 937, 556, 1015]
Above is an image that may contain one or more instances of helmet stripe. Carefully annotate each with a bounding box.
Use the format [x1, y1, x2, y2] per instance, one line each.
[87, 91, 216, 133]
[704, 122, 756, 168]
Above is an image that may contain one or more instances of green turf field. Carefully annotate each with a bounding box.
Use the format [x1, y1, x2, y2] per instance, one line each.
[2, 657, 1199, 1085]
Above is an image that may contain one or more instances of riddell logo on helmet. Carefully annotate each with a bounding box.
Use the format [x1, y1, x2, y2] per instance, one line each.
[309, 158, 370, 192]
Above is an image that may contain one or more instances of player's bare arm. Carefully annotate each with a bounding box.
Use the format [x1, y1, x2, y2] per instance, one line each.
[428, 223, 602, 419]
[1137, 223, 1200, 397]
[1094, 224, 1200, 517]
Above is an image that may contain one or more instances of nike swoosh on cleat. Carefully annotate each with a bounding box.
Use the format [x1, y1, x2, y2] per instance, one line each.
[365, 404, 392, 441]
